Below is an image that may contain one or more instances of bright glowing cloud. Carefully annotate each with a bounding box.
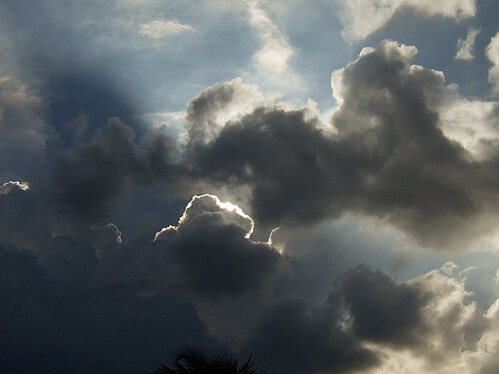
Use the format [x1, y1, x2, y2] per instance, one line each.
[0, 181, 29, 194]
[246, 0, 302, 87]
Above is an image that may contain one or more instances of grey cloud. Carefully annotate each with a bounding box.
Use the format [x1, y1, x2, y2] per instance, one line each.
[186, 105, 350, 228]
[456, 28, 480, 61]
[332, 264, 428, 347]
[0, 177, 497, 374]
[185, 41, 499, 249]
[95, 194, 283, 299]
[0, 76, 52, 180]
[249, 266, 412, 374]
[245, 262, 495, 374]
[185, 77, 280, 148]
[330, 41, 478, 247]
[50, 117, 178, 226]
[90, 195, 286, 348]
[0, 181, 51, 250]
[246, 296, 378, 374]
[39, 235, 98, 288]
[154, 194, 283, 297]
[331, 263, 492, 371]
[0, 243, 216, 374]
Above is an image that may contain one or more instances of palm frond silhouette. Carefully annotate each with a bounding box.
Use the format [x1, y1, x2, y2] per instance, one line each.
[154, 345, 259, 374]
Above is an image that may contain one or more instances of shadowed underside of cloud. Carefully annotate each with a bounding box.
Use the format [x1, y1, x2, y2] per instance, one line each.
[49, 117, 180, 228]
[246, 262, 497, 374]
[1, 178, 499, 373]
[0, 2, 499, 369]
[39, 39, 499, 250]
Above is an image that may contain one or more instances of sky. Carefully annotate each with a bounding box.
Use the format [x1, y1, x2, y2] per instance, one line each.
[1, 0, 499, 373]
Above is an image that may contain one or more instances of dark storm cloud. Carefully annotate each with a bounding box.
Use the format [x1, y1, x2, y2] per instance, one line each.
[50, 117, 178, 225]
[1, 0, 499, 371]
[0, 76, 52, 181]
[0, 242, 217, 374]
[244, 262, 494, 374]
[186, 105, 351, 226]
[332, 264, 427, 346]
[0, 182, 51, 250]
[150, 194, 282, 297]
[246, 295, 378, 374]
[333, 263, 493, 369]
[1, 176, 497, 373]
[185, 40, 499, 248]
[330, 41, 478, 246]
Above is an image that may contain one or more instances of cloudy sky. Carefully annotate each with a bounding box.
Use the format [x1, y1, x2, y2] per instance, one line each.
[1, 0, 499, 373]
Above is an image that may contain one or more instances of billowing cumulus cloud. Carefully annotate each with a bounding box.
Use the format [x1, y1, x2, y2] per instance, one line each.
[338, 0, 476, 40]
[333, 264, 427, 346]
[1, 1, 499, 373]
[243, 262, 498, 374]
[153, 194, 285, 346]
[153, 194, 282, 297]
[185, 77, 281, 147]
[185, 41, 499, 249]
[352, 264, 497, 374]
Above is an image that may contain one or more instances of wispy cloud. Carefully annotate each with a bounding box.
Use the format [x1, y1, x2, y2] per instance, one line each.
[456, 28, 480, 60]
[247, 0, 302, 86]
[139, 20, 196, 39]
[487, 32, 499, 93]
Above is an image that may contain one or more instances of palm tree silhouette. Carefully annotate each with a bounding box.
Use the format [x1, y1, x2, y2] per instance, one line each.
[154, 345, 258, 374]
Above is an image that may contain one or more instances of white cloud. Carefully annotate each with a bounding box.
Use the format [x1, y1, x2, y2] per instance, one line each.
[439, 95, 499, 161]
[139, 20, 196, 39]
[0, 181, 29, 194]
[140, 111, 186, 133]
[487, 32, 499, 93]
[247, 0, 301, 85]
[366, 263, 494, 374]
[456, 28, 480, 61]
[155, 193, 255, 240]
[338, 0, 476, 40]
[185, 77, 281, 145]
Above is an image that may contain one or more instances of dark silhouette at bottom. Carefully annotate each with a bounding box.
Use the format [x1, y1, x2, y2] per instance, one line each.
[154, 345, 263, 374]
